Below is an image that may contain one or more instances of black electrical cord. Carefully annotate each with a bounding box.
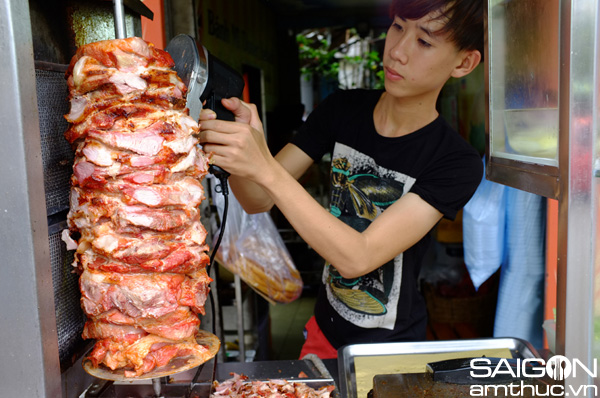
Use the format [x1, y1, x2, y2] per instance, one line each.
[187, 165, 230, 398]
[207, 166, 230, 276]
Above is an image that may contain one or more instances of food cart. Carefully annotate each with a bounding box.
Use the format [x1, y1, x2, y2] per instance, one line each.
[0, 0, 598, 396]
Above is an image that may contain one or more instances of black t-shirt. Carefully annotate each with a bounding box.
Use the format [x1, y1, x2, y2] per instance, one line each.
[291, 89, 483, 349]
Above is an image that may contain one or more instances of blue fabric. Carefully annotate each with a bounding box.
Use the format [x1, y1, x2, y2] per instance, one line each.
[493, 188, 546, 348]
[463, 159, 546, 348]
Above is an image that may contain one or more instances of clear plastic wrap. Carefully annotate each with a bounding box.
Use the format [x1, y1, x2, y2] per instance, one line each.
[213, 184, 303, 304]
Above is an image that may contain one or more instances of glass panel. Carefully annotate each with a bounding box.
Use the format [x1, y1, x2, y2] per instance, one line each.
[489, 0, 560, 166]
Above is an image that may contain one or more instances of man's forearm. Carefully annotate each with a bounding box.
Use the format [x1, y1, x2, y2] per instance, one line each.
[227, 143, 313, 214]
[228, 175, 275, 214]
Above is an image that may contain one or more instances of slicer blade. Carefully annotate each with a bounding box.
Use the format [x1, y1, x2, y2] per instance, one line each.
[166, 34, 209, 122]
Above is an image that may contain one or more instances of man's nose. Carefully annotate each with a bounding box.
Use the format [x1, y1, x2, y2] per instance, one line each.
[389, 36, 410, 64]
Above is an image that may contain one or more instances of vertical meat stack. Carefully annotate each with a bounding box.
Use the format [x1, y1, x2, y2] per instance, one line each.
[63, 37, 214, 377]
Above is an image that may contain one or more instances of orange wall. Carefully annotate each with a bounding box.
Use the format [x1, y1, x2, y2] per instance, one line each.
[545, 198, 558, 348]
[141, 0, 165, 49]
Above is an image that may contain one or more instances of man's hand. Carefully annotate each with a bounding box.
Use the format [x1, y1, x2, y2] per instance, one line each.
[197, 97, 275, 185]
[200, 97, 262, 130]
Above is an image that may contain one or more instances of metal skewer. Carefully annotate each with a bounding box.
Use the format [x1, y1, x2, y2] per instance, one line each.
[113, 0, 127, 39]
[152, 377, 163, 397]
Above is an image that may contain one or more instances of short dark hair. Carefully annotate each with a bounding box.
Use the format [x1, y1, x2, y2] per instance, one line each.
[389, 0, 483, 55]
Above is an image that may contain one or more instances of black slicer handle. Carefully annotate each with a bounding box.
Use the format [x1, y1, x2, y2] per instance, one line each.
[209, 164, 230, 179]
[201, 53, 245, 122]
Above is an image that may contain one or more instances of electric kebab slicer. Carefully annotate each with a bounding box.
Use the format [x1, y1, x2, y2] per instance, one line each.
[166, 34, 245, 179]
[166, 34, 245, 123]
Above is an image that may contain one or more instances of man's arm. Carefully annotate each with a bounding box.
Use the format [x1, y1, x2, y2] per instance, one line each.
[257, 159, 443, 279]
[199, 98, 443, 279]
[227, 143, 314, 213]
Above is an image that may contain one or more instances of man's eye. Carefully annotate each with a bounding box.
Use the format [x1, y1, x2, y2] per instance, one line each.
[418, 39, 432, 48]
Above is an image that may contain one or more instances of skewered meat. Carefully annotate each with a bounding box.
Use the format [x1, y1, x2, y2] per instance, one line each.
[79, 268, 210, 318]
[86, 307, 201, 340]
[63, 37, 214, 377]
[87, 333, 211, 378]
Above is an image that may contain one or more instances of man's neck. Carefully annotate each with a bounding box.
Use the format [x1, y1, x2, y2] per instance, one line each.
[373, 92, 439, 138]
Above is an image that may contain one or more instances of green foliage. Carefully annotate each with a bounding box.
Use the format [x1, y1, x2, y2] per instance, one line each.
[297, 34, 340, 83]
[363, 49, 385, 90]
[296, 30, 385, 89]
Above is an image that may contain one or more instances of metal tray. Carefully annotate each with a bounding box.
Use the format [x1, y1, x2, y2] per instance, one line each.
[337, 337, 540, 398]
[214, 356, 339, 397]
[83, 357, 339, 397]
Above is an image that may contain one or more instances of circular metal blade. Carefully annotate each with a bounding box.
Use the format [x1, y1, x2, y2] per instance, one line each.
[165, 34, 209, 121]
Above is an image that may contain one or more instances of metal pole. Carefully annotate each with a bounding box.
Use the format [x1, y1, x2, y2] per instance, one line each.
[152, 378, 162, 397]
[234, 274, 246, 362]
[113, 0, 127, 39]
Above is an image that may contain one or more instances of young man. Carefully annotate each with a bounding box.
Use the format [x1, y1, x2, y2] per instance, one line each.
[198, 0, 484, 359]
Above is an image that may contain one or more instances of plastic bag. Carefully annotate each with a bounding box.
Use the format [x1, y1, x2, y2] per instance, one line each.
[212, 183, 303, 304]
[462, 158, 507, 290]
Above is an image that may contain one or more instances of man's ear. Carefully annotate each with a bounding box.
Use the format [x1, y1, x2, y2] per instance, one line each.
[451, 50, 481, 78]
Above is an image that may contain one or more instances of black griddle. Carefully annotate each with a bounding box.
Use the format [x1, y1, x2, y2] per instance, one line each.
[370, 373, 555, 398]
[369, 358, 557, 398]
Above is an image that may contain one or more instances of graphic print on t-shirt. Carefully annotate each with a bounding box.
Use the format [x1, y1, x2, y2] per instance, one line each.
[325, 143, 416, 330]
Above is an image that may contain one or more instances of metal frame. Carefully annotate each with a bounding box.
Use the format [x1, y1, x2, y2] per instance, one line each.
[556, 0, 599, 390]
[0, 0, 62, 396]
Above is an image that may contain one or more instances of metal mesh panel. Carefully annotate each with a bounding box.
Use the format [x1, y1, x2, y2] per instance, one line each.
[49, 227, 85, 366]
[36, 66, 85, 368]
[35, 68, 74, 216]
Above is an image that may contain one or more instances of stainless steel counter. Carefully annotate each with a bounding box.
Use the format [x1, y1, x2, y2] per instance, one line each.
[82, 357, 338, 397]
